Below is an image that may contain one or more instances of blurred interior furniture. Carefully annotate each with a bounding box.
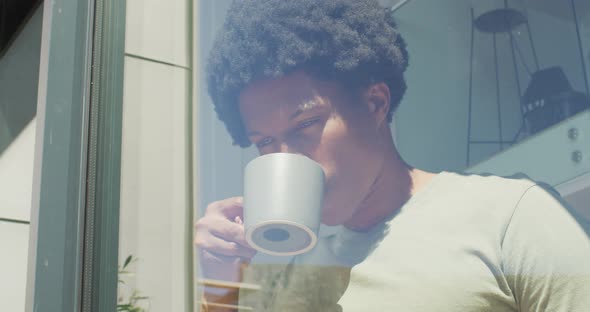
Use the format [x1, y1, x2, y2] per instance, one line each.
[467, 0, 590, 167]
[522, 67, 590, 135]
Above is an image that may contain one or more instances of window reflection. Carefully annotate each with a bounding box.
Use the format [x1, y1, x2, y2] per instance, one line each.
[196, 1, 590, 311]
[394, 0, 590, 170]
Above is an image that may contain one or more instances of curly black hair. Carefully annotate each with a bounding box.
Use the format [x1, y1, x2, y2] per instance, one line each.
[206, 0, 409, 147]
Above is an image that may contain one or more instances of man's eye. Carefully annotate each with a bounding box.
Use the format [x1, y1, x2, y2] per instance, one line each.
[296, 118, 318, 130]
[256, 137, 273, 148]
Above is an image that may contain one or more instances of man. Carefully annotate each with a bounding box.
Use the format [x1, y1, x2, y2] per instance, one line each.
[195, 0, 590, 311]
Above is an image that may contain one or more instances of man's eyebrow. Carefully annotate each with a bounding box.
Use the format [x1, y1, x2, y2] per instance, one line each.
[247, 100, 321, 137]
[288, 99, 320, 121]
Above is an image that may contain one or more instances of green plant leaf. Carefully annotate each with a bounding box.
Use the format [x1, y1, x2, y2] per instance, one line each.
[117, 254, 147, 312]
[123, 255, 133, 269]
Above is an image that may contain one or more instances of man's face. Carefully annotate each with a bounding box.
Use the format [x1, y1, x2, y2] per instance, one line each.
[238, 70, 389, 225]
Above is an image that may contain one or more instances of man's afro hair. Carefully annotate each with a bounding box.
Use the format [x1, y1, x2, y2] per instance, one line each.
[206, 0, 409, 147]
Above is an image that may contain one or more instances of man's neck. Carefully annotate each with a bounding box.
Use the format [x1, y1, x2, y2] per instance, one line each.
[343, 147, 437, 232]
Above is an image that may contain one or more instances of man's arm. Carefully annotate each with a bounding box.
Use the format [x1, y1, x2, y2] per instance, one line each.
[501, 184, 590, 311]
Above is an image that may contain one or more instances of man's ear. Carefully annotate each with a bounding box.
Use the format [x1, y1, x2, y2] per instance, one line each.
[365, 82, 391, 129]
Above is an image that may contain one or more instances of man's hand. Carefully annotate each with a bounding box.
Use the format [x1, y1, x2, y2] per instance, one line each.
[194, 196, 257, 287]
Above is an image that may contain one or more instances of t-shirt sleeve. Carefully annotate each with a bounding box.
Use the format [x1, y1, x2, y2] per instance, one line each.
[501, 184, 590, 312]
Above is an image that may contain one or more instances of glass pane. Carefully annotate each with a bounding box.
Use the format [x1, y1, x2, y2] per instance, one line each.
[395, 0, 590, 173]
[196, 0, 590, 311]
[116, 0, 193, 311]
[0, 3, 42, 311]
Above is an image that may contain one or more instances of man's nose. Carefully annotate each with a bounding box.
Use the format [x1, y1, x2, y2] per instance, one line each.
[268, 141, 300, 155]
[262, 141, 302, 156]
[278, 142, 291, 153]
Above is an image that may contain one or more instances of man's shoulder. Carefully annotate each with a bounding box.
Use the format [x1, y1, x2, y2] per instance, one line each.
[446, 170, 539, 196]
[429, 171, 542, 222]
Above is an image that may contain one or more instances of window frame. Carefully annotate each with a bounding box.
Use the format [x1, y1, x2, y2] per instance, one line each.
[25, 0, 126, 311]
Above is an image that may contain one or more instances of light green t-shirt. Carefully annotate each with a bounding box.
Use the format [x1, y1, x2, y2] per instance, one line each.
[240, 171, 590, 311]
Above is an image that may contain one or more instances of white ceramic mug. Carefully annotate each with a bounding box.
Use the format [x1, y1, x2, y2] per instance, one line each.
[243, 153, 325, 256]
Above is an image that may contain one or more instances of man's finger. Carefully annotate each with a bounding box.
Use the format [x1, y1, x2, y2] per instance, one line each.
[197, 234, 256, 259]
[209, 220, 253, 249]
[206, 196, 244, 219]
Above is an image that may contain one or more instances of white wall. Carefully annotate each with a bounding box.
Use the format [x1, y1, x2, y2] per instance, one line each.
[0, 120, 36, 222]
[0, 120, 35, 312]
[117, 0, 192, 311]
[0, 6, 42, 312]
[0, 222, 30, 312]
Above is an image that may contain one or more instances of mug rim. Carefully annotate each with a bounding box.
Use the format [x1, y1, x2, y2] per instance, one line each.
[245, 219, 318, 256]
[245, 152, 324, 173]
